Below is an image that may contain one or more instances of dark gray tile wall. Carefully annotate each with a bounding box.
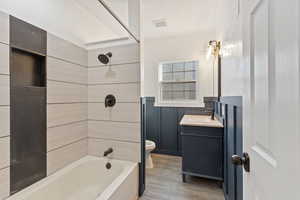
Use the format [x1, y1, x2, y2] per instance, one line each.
[10, 16, 47, 194]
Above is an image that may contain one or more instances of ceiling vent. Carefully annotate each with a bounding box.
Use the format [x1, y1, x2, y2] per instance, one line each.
[152, 19, 167, 28]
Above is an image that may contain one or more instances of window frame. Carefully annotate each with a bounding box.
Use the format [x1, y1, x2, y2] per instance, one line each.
[157, 59, 200, 106]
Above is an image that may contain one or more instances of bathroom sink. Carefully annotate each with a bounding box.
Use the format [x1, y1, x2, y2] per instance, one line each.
[180, 115, 223, 128]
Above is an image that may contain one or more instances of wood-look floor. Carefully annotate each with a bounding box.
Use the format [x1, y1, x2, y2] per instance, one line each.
[139, 154, 224, 200]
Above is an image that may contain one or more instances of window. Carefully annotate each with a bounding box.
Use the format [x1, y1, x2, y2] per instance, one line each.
[158, 60, 198, 104]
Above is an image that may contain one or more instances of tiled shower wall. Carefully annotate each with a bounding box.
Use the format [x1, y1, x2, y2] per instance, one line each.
[0, 11, 89, 199]
[46, 34, 88, 175]
[87, 44, 141, 162]
[0, 11, 10, 200]
[0, 10, 141, 199]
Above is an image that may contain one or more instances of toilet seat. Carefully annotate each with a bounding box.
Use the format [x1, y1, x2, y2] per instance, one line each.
[146, 140, 156, 150]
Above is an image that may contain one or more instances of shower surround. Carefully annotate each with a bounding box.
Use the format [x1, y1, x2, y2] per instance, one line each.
[87, 44, 141, 163]
[0, 10, 141, 199]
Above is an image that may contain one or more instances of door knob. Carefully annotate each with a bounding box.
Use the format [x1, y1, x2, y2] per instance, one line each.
[232, 152, 250, 172]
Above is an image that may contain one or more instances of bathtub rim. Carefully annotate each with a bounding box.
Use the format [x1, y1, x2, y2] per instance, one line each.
[96, 158, 138, 200]
[7, 156, 138, 200]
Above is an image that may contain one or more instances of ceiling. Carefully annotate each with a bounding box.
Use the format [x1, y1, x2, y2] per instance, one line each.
[75, 0, 130, 44]
[103, 0, 129, 24]
[0, 0, 219, 48]
[141, 0, 218, 39]
[0, 0, 132, 48]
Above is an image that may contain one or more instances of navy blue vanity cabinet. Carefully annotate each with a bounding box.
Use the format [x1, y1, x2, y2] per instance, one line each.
[143, 97, 211, 156]
[181, 125, 224, 182]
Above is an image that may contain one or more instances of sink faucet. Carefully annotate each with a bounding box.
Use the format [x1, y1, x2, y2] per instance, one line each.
[103, 148, 113, 157]
[211, 108, 215, 120]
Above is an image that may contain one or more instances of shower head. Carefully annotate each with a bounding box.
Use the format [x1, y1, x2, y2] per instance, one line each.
[98, 52, 112, 65]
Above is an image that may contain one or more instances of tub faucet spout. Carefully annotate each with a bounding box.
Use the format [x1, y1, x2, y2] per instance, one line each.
[103, 148, 113, 157]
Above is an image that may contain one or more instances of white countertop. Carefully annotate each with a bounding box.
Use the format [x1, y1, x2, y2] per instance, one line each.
[180, 115, 224, 128]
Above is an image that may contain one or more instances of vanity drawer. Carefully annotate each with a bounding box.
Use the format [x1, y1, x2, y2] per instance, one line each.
[181, 126, 223, 137]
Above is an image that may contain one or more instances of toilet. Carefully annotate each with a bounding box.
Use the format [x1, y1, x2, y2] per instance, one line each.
[145, 140, 156, 168]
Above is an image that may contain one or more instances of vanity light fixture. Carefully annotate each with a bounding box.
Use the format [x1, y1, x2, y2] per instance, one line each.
[206, 40, 222, 98]
[206, 40, 221, 60]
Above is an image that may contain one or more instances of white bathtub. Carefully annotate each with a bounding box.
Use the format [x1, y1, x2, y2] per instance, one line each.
[8, 156, 139, 200]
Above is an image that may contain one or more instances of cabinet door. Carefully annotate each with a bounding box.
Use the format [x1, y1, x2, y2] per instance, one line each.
[182, 133, 223, 180]
[160, 107, 178, 154]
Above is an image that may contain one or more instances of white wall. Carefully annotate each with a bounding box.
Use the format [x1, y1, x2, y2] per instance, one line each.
[215, 0, 244, 96]
[141, 32, 217, 106]
[141, 0, 244, 100]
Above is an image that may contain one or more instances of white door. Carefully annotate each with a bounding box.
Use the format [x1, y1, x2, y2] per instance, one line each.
[242, 0, 300, 199]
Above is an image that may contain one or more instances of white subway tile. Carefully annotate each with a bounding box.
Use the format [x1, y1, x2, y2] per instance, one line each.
[47, 103, 87, 127]
[88, 63, 140, 84]
[0, 107, 9, 138]
[112, 103, 140, 122]
[0, 168, 9, 200]
[48, 81, 87, 103]
[88, 138, 140, 162]
[0, 75, 9, 105]
[47, 33, 87, 66]
[0, 137, 9, 169]
[47, 139, 87, 175]
[88, 83, 140, 103]
[47, 57, 87, 84]
[88, 120, 140, 142]
[0, 43, 9, 75]
[47, 121, 88, 151]
[0, 11, 9, 44]
[88, 103, 110, 121]
[88, 102, 140, 122]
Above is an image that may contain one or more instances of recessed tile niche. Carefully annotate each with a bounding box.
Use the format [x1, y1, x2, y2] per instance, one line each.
[10, 16, 47, 195]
